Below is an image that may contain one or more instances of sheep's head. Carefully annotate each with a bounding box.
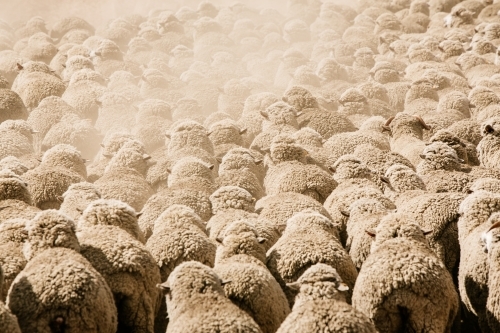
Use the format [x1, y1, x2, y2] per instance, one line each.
[367, 213, 431, 252]
[418, 142, 464, 172]
[168, 157, 214, 187]
[215, 220, 266, 264]
[331, 155, 373, 182]
[24, 210, 80, 260]
[481, 213, 500, 253]
[270, 134, 308, 163]
[42, 144, 87, 178]
[0, 169, 32, 204]
[154, 204, 206, 235]
[286, 210, 339, 238]
[158, 261, 226, 303]
[262, 101, 300, 127]
[481, 117, 500, 137]
[384, 164, 425, 192]
[370, 61, 400, 84]
[209, 186, 255, 214]
[383, 113, 431, 138]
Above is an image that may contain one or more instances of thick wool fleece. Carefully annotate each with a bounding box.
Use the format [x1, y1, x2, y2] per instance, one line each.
[277, 264, 377, 333]
[7, 247, 118, 333]
[267, 210, 358, 307]
[352, 215, 459, 333]
[215, 237, 290, 333]
[145, 205, 216, 281]
[79, 199, 145, 243]
[77, 225, 161, 333]
[160, 261, 262, 333]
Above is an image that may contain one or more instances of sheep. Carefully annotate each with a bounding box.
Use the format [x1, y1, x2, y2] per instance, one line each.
[59, 182, 101, 225]
[145, 204, 216, 279]
[219, 147, 265, 183]
[399, 192, 465, 276]
[41, 114, 102, 159]
[11, 61, 66, 110]
[266, 210, 358, 306]
[157, 261, 262, 333]
[214, 221, 290, 333]
[446, 118, 482, 146]
[94, 143, 154, 212]
[457, 189, 500, 330]
[277, 263, 377, 333]
[250, 101, 300, 152]
[0, 156, 28, 176]
[384, 113, 432, 167]
[49, 16, 95, 40]
[0, 218, 27, 302]
[256, 191, 333, 230]
[94, 92, 138, 134]
[206, 186, 257, 240]
[477, 117, 500, 169]
[0, 265, 21, 333]
[428, 129, 476, 165]
[0, 119, 36, 162]
[166, 156, 216, 192]
[208, 119, 247, 156]
[77, 202, 161, 333]
[352, 213, 459, 333]
[167, 119, 214, 155]
[480, 212, 500, 331]
[0, 84, 27, 123]
[7, 210, 118, 333]
[382, 163, 427, 204]
[0, 169, 32, 205]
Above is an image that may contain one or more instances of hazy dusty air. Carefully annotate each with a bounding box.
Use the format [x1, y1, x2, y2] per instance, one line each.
[3, 0, 500, 332]
[0, 0, 288, 26]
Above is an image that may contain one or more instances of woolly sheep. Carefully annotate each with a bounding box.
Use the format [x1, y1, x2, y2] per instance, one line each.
[0, 119, 36, 161]
[0, 265, 21, 332]
[277, 263, 377, 333]
[214, 221, 290, 333]
[59, 182, 101, 222]
[206, 186, 257, 240]
[145, 204, 216, 278]
[352, 213, 459, 333]
[77, 220, 160, 333]
[267, 210, 358, 306]
[7, 210, 118, 333]
[0, 156, 28, 176]
[157, 261, 262, 333]
[0, 218, 27, 301]
[0, 85, 27, 123]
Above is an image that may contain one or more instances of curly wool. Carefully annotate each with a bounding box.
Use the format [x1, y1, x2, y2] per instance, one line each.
[267, 210, 358, 306]
[277, 263, 377, 333]
[0, 156, 28, 176]
[214, 230, 290, 333]
[352, 214, 459, 333]
[7, 247, 117, 333]
[77, 225, 161, 333]
[0, 170, 32, 204]
[79, 199, 144, 243]
[59, 182, 98, 217]
[160, 261, 262, 333]
[0, 218, 27, 302]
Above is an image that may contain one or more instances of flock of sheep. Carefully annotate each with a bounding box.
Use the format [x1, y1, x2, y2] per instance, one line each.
[4, 0, 500, 331]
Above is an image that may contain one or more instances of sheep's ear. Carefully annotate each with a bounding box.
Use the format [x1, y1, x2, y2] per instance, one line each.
[286, 281, 301, 290]
[100, 143, 105, 148]
[487, 221, 500, 233]
[215, 236, 223, 244]
[260, 110, 268, 118]
[251, 197, 256, 203]
[165, 132, 171, 139]
[328, 166, 336, 173]
[30, 129, 39, 134]
[239, 128, 247, 135]
[458, 158, 465, 164]
[419, 154, 426, 159]
[136, 211, 143, 218]
[216, 156, 223, 163]
[143, 154, 152, 161]
[379, 36, 386, 44]
[16, 63, 23, 70]
[485, 124, 495, 134]
[282, 96, 289, 103]
[220, 280, 231, 286]
[76, 207, 83, 214]
[207, 130, 213, 136]
[254, 159, 263, 165]
[257, 237, 266, 244]
[422, 229, 433, 236]
[380, 176, 390, 184]
[157, 282, 171, 293]
[337, 283, 349, 292]
[208, 164, 215, 170]
[166, 168, 171, 174]
[56, 196, 64, 203]
[61, 64, 66, 68]
[365, 229, 376, 237]
[381, 125, 391, 133]
[339, 209, 350, 217]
